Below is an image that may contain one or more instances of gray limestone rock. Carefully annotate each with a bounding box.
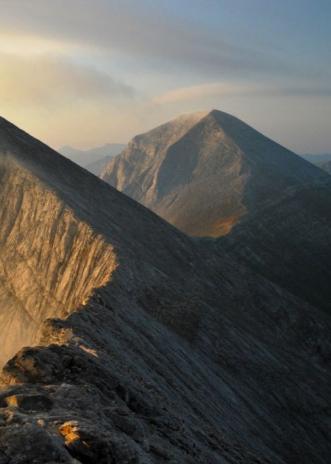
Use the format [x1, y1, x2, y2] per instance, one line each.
[0, 116, 330, 463]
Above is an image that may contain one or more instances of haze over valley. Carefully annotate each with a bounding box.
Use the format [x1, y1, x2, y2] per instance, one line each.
[60, 143, 126, 174]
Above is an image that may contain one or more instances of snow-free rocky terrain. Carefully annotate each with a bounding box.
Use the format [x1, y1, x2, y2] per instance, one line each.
[102, 110, 331, 315]
[101, 110, 327, 237]
[0, 116, 330, 463]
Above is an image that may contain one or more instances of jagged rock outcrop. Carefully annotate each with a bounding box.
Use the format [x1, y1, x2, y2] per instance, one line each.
[0, 117, 330, 463]
[0, 150, 116, 366]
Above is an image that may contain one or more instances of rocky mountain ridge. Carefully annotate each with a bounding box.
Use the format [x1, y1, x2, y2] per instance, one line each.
[0, 116, 330, 463]
[101, 110, 331, 314]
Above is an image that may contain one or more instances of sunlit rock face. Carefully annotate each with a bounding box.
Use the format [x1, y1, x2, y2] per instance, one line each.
[0, 154, 117, 366]
[0, 116, 202, 368]
[101, 109, 327, 237]
[0, 117, 331, 463]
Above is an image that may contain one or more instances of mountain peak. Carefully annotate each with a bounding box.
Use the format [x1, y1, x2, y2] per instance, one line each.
[130, 110, 208, 143]
[207, 108, 233, 118]
[102, 110, 327, 237]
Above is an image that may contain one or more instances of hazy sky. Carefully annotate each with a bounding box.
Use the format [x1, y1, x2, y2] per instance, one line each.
[0, 0, 330, 153]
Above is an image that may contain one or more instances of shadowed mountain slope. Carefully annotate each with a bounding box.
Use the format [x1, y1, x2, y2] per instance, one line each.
[101, 110, 331, 313]
[301, 153, 331, 165]
[0, 117, 331, 463]
[300, 154, 331, 174]
[0, 117, 201, 367]
[102, 110, 327, 237]
[218, 178, 331, 314]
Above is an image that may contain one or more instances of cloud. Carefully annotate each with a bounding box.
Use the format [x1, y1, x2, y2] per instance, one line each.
[0, 53, 134, 108]
[0, 0, 329, 153]
[0, 49, 136, 149]
[0, 0, 286, 79]
[153, 82, 248, 104]
[153, 81, 331, 105]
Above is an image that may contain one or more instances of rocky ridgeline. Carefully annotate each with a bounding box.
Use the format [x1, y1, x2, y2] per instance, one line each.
[0, 116, 330, 463]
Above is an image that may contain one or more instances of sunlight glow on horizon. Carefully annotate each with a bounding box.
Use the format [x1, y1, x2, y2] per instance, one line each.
[0, 0, 330, 153]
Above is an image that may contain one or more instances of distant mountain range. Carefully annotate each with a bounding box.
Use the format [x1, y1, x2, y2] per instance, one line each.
[60, 143, 125, 174]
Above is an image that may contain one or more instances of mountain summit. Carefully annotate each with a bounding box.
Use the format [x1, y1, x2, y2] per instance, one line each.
[0, 116, 331, 462]
[101, 110, 331, 313]
[102, 110, 326, 236]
